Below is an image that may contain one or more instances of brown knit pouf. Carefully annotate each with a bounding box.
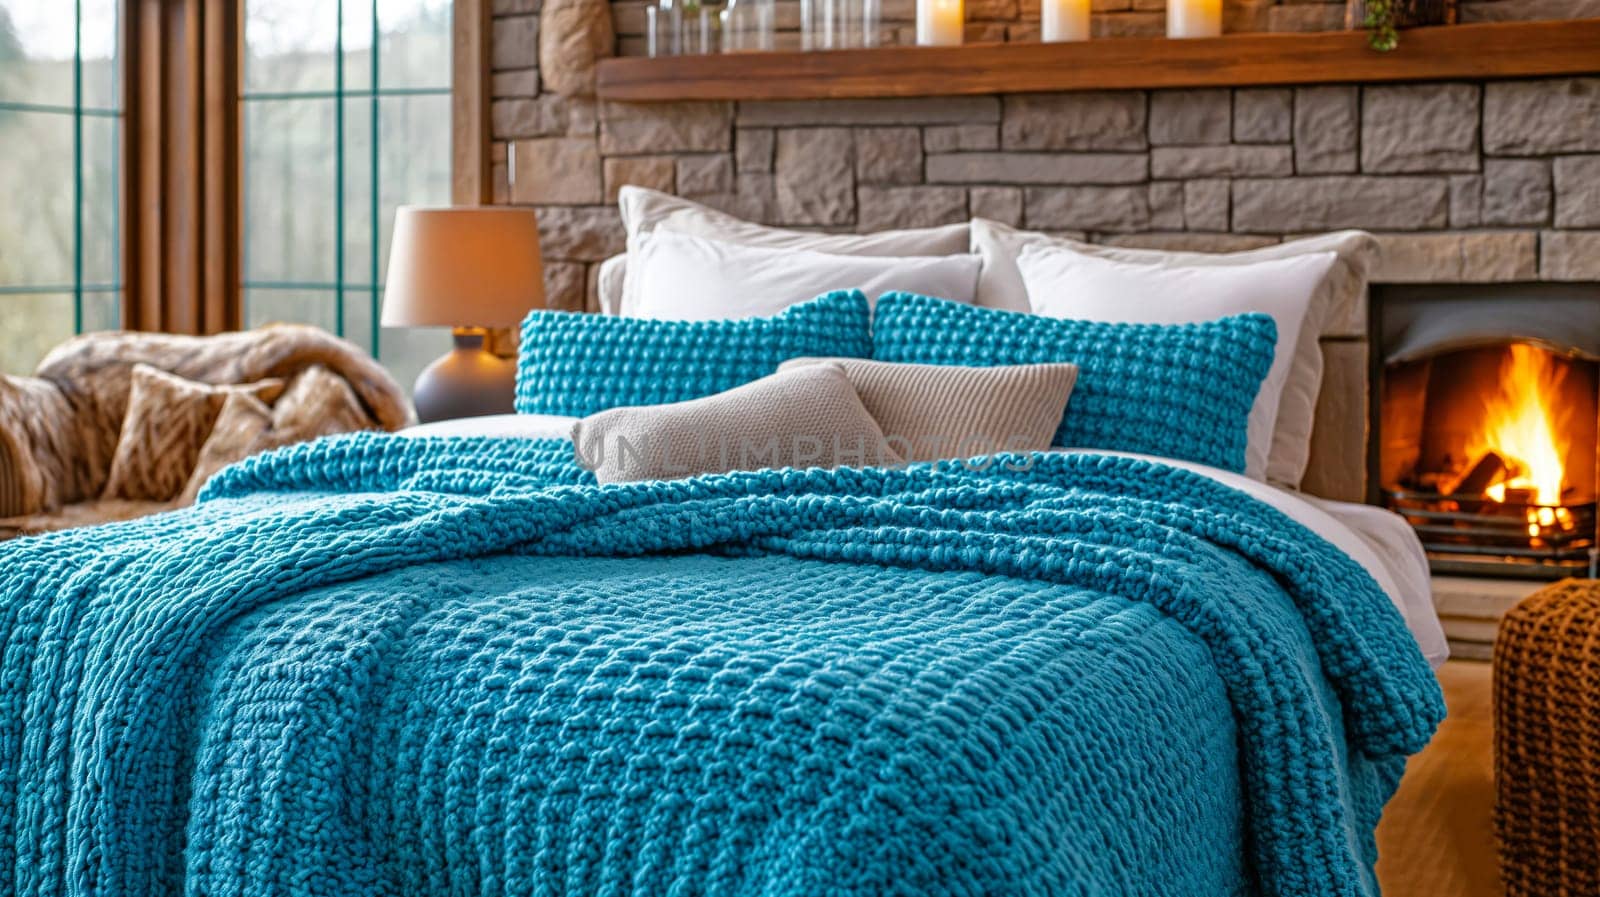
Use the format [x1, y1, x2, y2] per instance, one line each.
[1494, 577, 1600, 897]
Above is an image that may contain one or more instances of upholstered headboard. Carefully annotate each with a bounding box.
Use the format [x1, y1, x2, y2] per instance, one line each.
[1302, 290, 1370, 504]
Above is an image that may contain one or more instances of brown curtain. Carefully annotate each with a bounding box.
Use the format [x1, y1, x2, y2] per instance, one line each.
[121, 0, 240, 335]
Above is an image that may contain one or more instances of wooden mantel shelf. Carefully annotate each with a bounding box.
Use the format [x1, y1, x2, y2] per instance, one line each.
[596, 18, 1600, 102]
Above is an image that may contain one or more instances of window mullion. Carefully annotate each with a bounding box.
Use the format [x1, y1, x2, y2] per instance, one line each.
[72, 0, 84, 333]
[370, 0, 380, 356]
[334, 0, 346, 340]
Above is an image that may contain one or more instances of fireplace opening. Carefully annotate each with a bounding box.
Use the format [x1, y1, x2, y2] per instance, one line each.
[1374, 284, 1600, 579]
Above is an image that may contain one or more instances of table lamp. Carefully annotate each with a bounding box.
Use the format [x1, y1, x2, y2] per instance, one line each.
[382, 206, 545, 423]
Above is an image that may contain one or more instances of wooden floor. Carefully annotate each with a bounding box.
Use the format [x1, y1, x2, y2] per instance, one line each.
[1376, 660, 1502, 897]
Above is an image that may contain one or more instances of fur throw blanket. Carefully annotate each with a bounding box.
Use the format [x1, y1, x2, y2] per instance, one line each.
[0, 325, 413, 519]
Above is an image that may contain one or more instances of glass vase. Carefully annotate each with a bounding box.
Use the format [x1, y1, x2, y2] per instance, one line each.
[682, 3, 721, 53]
[803, 0, 879, 49]
[722, 0, 776, 52]
[861, 0, 881, 46]
[657, 0, 685, 55]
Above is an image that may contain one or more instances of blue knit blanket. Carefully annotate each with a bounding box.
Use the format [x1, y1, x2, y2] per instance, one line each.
[0, 434, 1442, 897]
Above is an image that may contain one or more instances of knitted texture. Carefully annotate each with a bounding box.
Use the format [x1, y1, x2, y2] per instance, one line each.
[0, 433, 1442, 897]
[871, 292, 1278, 473]
[515, 289, 873, 416]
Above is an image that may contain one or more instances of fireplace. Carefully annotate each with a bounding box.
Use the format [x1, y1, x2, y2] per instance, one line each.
[1375, 284, 1600, 580]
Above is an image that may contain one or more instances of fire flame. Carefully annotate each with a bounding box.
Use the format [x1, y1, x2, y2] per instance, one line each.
[1466, 344, 1571, 506]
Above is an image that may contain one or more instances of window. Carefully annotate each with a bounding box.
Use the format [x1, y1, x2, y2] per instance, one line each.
[0, 1, 474, 381]
[241, 0, 453, 392]
[0, 0, 121, 375]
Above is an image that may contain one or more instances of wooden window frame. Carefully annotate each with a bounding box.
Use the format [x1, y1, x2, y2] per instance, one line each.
[452, 0, 493, 206]
[121, 0, 237, 333]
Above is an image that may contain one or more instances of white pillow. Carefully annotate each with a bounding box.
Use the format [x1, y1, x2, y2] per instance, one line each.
[619, 186, 970, 255]
[597, 254, 628, 315]
[975, 219, 1377, 489]
[610, 186, 973, 315]
[1016, 244, 1338, 484]
[626, 231, 981, 320]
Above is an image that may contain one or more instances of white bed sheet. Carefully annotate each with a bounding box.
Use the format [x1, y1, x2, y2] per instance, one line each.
[399, 416, 1447, 667]
[400, 414, 580, 440]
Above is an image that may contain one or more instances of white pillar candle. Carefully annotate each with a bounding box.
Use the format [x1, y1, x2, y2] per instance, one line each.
[1167, 0, 1221, 38]
[1041, 0, 1091, 41]
[917, 0, 964, 46]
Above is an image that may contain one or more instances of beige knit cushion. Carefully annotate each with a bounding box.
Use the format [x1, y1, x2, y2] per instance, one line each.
[180, 365, 375, 503]
[778, 357, 1078, 462]
[179, 392, 276, 504]
[102, 366, 284, 501]
[572, 364, 901, 484]
[268, 364, 372, 439]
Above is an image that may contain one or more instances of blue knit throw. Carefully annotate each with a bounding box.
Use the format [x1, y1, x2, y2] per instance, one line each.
[872, 292, 1278, 473]
[0, 434, 1441, 897]
[515, 289, 873, 417]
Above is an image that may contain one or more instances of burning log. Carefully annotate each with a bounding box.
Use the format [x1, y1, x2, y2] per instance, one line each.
[1446, 451, 1508, 497]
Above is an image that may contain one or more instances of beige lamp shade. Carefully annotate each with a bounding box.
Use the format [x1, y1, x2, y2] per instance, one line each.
[381, 206, 545, 328]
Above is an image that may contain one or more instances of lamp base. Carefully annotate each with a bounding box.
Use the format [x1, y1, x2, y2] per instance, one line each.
[412, 329, 518, 424]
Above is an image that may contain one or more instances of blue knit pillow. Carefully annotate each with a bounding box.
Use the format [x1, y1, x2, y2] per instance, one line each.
[872, 292, 1277, 473]
[516, 290, 872, 417]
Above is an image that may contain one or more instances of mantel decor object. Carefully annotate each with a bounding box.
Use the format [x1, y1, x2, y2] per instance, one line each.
[382, 207, 546, 424]
[1042, 0, 1090, 41]
[648, 0, 722, 56]
[1346, 0, 1457, 50]
[722, 0, 776, 51]
[646, 2, 671, 56]
[861, 0, 884, 46]
[916, 0, 963, 45]
[1167, 0, 1221, 38]
[802, 0, 882, 49]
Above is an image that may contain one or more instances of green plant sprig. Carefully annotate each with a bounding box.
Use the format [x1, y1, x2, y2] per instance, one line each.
[1364, 0, 1399, 51]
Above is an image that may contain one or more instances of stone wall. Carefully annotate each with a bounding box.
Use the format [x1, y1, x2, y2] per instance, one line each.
[489, 0, 1600, 315]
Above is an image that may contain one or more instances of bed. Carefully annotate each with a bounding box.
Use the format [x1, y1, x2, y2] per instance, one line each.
[0, 430, 1443, 897]
[0, 204, 1446, 896]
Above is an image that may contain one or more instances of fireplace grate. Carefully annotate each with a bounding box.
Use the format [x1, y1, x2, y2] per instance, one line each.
[1385, 488, 1598, 579]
